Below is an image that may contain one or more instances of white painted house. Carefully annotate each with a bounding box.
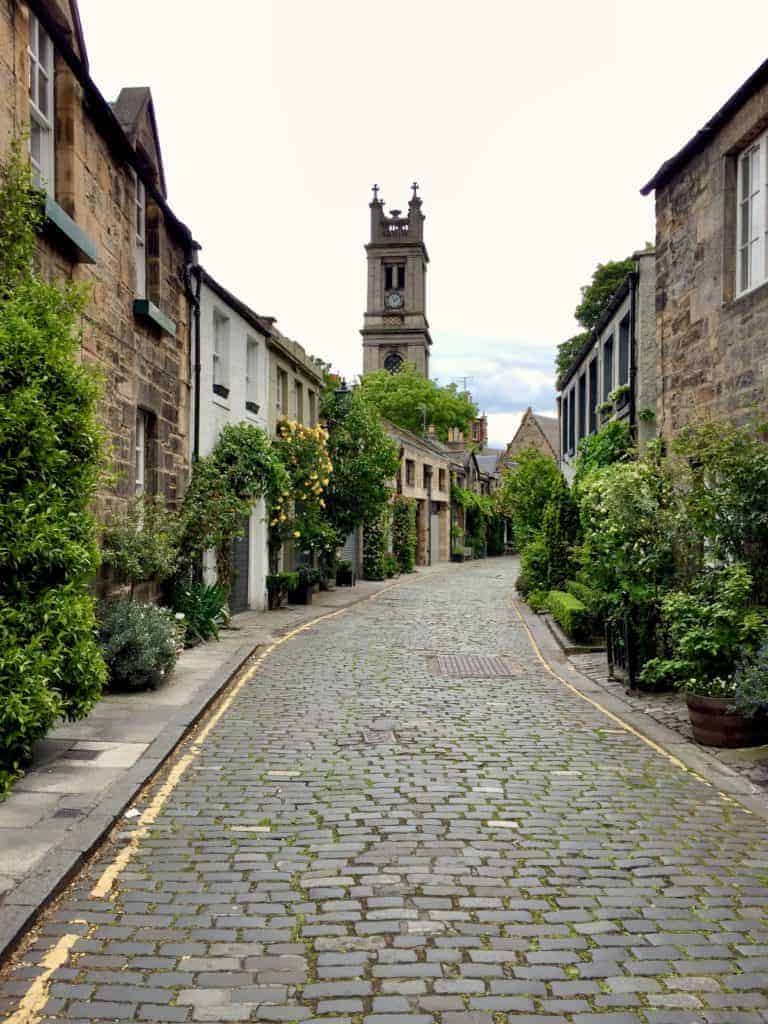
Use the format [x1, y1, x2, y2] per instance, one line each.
[191, 267, 271, 612]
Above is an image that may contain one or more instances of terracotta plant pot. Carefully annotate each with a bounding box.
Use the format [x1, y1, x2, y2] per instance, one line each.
[685, 693, 766, 748]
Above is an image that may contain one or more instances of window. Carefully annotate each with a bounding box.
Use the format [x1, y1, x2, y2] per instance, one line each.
[28, 15, 54, 192]
[568, 388, 576, 454]
[439, 469, 446, 491]
[134, 174, 146, 296]
[577, 373, 586, 441]
[384, 264, 405, 290]
[588, 358, 598, 433]
[246, 338, 259, 413]
[384, 352, 403, 373]
[135, 409, 155, 496]
[562, 394, 569, 456]
[276, 367, 288, 412]
[618, 314, 630, 387]
[603, 334, 614, 401]
[212, 310, 230, 397]
[423, 464, 432, 488]
[737, 131, 768, 295]
[405, 459, 415, 486]
[295, 380, 303, 423]
[308, 390, 316, 425]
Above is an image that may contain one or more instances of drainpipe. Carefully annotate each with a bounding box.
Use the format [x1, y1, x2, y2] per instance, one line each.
[185, 263, 202, 462]
[629, 270, 638, 442]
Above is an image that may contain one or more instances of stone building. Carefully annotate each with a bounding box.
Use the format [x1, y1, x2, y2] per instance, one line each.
[641, 59, 768, 438]
[361, 183, 432, 377]
[502, 408, 559, 468]
[558, 249, 656, 480]
[192, 267, 272, 612]
[0, 0, 198, 521]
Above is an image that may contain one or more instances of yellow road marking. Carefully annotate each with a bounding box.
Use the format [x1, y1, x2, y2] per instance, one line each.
[5, 926, 84, 1024]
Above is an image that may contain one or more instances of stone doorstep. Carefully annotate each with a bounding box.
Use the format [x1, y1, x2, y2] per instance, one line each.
[0, 560, 468, 967]
[541, 612, 606, 657]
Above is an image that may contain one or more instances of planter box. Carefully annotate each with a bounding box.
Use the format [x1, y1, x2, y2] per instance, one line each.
[336, 568, 355, 587]
[451, 551, 465, 563]
[288, 583, 313, 605]
[267, 590, 287, 610]
[686, 693, 767, 748]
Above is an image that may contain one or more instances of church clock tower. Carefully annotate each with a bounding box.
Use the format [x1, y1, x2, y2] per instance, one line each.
[361, 183, 432, 377]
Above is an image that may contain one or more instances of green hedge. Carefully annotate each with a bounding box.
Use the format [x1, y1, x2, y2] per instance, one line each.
[392, 496, 417, 573]
[565, 579, 604, 631]
[548, 590, 591, 642]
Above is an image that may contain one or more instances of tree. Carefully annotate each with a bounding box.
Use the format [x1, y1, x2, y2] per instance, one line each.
[556, 257, 635, 388]
[359, 363, 478, 442]
[321, 388, 400, 538]
[497, 448, 563, 551]
[0, 141, 106, 794]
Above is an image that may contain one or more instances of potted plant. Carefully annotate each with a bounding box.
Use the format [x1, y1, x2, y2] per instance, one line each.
[596, 400, 613, 423]
[266, 572, 297, 610]
[336, 559, 355, 586]
[288, 565, 321, 605]
[451, 524, 465, 562]
[685, 675, 767, 748]
[608, 384, 630, 411]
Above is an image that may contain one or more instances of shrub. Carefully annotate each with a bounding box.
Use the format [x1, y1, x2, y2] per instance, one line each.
[731, 640, 768, 719]
[99, 601, 178, 691]
[171, 582, 228, 645]
[102, 495, 180, 594]
[392, 496, 417, 573]
[565, 579, 605, 632]
[498, 449, 563, 551]
[527, 589, 549, 612]
[296, 565, 323, 588]
[548, 590, 592, 642]
[363, 513, 387, 580]
[573, 420, 634, 488]
[515, 571, 531, 598]
[0, 141, 105, 795]
[486, 515, 506, 556]
[266, 572, 298, 594]
[639, 564, 767, 694]
[519, 538, 549, 593]
[383, 553, 399, 578]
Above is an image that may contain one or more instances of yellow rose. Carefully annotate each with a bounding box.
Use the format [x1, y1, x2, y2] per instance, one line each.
[294, 530, 301, 538]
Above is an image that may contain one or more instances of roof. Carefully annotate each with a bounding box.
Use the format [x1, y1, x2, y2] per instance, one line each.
[381, 419, 453, 463]
[29, 1, 198, 251]
[112, 87, 167, 197]
[196, 267, 272, 338]
[475, 453, 501, 476]
[641, 57, 768, 195]
[533, 413, 559, 455]
[558, 273, 634, 390]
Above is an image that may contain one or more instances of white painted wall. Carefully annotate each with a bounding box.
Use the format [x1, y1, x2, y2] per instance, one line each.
[196, 278, 271, 610]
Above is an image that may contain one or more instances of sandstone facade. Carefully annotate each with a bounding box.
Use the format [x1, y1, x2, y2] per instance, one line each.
[502, 407, 559, 468]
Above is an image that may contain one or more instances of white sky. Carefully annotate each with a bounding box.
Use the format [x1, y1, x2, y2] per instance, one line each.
[79, 0, 768, 447]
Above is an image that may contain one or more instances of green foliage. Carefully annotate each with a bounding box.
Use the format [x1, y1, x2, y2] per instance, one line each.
[99, 601, 178, 691]
[171, 582, 228, 645]
[670, 418, 768, 601]
[565, 579, 604, 632]
[383, 553, 399, 578]
[498, 449, 563, 551]
[574, 257, 635, 331]
[0, 140, 105, 795]
[360, 362, 478, 442]
[296, 564, 323, 588]
[335, 560, 354, 586]
[731, 640, 768, 719]
[321, 389, 400, 538]
[181, 422, 287, 591]
[392, 495, 417, 573]
[640, 564, 767, 694]
[362, 512, 387, 580]
[486, 515, 506, 556]
[527, 589, 550, 613]
[266, 572, 299, 594]
[102, 496, 180, 592]
[548, 590, 592, 642]
[573, 421, 634, 488]
[555, 332, 589, 389]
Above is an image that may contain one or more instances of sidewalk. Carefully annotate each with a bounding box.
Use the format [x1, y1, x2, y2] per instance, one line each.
[0, 566, 454, 962]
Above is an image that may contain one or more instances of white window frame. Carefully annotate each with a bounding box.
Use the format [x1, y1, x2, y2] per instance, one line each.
[28, 14, 55, 193]
[135, 410, 148, 495]
[212, 310, 230, 394]
[736, 130, 768, 296]
[134, 172, 147, 297]
[246, 337, 259, 409]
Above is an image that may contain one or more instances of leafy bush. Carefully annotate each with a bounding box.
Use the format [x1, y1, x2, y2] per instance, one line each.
[566, 579, 604, 632]
[515, 571, 531, 598]
[99, 601, 178, 691]
[363, 513, 387, 580]
[486, 515, 506, 556]
[0, 141, 105, 795]
[392, 496, 417, 573]
[383, 553, 399, 578]
[731, 640, 768, 719]
[639, 564, 767, 694]
[548, 590, 592, 642]
[296, 565, 323, 588]
[102, 495, 180, 593]
[171, 582, 228, 645]
[266, 572, 298, 594]
[527, 589, 550, 612]
[498, 449, 563, 551]
[519, 538, 549, 593]
[573, 421, 634, 488]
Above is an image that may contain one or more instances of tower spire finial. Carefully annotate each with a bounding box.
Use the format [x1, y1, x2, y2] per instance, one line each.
[372, 183, 380, 202]
[411, 180, 419, 200]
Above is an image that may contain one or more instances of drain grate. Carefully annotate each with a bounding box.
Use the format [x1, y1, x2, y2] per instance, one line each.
[53, 807, 83, 818]
[61, 748, 101, 761]
[432, 655, 520, 678]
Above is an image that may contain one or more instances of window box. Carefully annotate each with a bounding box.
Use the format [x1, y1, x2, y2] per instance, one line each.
[43, 195, 97, 264]
[245, 400, 260, 414]
[133, 298, 176, 336]
[213, 383, 230, 399]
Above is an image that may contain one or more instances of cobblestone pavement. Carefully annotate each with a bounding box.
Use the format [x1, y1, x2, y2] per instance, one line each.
[571, 653, 768, 792]
[2, 558, 768, 1024]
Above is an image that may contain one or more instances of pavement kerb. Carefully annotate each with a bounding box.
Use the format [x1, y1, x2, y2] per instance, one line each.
[0, 561, 468, 967]
[513, 595, 768, 822]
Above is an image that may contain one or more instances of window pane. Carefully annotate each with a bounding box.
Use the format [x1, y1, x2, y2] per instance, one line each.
[37, 68, 49, 116]
[741, 154, 751, 200]
[30, 121, 41, 163]
[38, 28, 50, 70]
[741, 200, 750, 245]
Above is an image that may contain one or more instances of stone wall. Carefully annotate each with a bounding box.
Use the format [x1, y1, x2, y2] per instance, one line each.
[653, 81, 768, 437]
[503, 410, 557, 467]
[634, 251, 657, 445]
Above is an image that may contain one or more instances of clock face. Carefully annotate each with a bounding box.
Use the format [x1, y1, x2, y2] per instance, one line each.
[386, 291, 404, 309]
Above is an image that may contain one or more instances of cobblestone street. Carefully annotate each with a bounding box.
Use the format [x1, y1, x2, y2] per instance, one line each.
[2, 558, 768, 1024]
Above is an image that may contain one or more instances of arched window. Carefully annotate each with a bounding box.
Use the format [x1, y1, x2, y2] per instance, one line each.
[384, 352, 403, 373]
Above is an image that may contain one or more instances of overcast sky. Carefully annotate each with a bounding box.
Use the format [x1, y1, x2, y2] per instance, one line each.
[79, 0, 768, 447]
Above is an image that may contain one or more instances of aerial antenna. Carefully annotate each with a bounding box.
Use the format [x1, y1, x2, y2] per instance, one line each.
[451, 376, 474, 394]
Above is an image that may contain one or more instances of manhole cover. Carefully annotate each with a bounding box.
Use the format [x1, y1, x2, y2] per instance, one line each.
[362, 730, 396, 744]
[61, 748, 101, 761]
[431, 655, 519, 678]
[53, 808, 83, 818]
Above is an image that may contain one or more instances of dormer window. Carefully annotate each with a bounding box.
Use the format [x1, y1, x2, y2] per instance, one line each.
[134, 173, 146, 296]
[28, 15, 54, 193]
